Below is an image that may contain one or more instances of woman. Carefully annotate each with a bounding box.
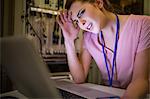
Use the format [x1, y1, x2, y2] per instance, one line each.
[57, 0, 149, 98]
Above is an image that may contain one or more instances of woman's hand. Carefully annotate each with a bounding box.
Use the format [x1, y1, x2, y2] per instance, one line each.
[56, 10, 80, 42]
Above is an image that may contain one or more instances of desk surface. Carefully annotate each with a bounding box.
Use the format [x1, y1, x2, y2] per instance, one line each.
[0, 79, 125, 99]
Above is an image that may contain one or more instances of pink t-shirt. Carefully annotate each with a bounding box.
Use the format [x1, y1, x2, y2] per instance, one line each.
[83, 15, 150, 88]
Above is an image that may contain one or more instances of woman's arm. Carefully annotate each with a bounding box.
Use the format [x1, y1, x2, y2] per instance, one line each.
[65, 40, 92, 83]
[56, 10, 92, 83]
[123, 48, 149, 98]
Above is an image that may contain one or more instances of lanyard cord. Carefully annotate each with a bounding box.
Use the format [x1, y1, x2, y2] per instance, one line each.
[100, 14, 120, 87]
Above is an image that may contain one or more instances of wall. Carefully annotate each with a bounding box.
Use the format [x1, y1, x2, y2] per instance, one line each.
[2, 0, 15, 37]
[144, 0, 150, 15]
[2, 0, 25, 37]
[14, 0, 25, 36]
[0, 0, 2, 36]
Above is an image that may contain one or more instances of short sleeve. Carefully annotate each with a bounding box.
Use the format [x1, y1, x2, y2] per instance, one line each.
[137, 16, 150, 53]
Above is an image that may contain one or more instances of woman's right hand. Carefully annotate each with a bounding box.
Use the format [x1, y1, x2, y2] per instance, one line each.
[56, 10, 80, 42]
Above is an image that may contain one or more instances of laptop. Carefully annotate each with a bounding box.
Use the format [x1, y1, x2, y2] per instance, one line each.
[0, 36, 120, 99]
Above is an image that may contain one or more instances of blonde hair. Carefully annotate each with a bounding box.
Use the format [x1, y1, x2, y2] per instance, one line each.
[65, 0, 116, 13]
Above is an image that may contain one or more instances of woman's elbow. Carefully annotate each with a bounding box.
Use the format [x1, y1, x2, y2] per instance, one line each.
[73, 77, 86, 84]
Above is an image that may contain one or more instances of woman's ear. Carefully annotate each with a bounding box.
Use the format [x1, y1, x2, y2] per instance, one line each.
[94, 0, 104, 10]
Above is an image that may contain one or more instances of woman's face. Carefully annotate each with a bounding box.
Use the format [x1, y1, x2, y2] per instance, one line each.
[69, 1, 106, 34]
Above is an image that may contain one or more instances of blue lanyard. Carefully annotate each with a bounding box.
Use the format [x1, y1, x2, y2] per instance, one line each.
[100, 14, 120, 87]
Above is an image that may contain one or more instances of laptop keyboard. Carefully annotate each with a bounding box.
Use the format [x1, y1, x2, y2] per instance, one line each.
[55, 80, 120, 99]
[58, 89, 86, 99]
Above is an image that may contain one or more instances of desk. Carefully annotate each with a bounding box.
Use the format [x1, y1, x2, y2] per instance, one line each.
[78, 82, 125, 97]
[0, 79, 126, 99]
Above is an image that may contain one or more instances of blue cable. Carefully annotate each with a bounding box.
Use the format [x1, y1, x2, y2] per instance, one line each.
[100, 14, 120, 87]
[100, 31, 111, 86]
[111, 14, 120, 86]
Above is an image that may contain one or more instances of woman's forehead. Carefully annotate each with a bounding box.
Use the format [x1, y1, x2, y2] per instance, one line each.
[69, 2, 81, 20]
[69, 2, 83, 14]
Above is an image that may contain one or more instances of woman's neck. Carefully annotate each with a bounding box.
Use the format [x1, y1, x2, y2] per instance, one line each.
[101, 11, 117, 35]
